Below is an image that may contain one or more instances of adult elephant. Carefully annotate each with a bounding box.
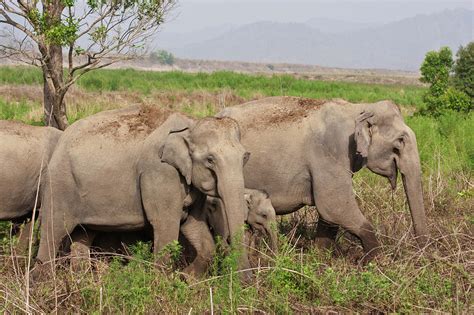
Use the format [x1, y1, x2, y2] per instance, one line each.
[217, 96, 428, 260]
[0, 121, 62, 251]
[35, 105, 249, 274]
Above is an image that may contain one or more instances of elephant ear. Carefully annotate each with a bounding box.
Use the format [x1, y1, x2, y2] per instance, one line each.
[159, 128, 193, 185]
[244, 191, 253, 217]
[354, 111, 374, 158]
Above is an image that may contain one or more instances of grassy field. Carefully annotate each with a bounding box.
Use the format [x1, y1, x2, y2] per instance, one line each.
[0, 66, 472, 313]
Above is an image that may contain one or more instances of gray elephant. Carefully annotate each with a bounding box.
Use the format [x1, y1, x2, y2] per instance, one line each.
[0, 120, 62, 251]
[35, 105, 250, 274]
[68, 188, 277, 276]
[181, 188, 278, 275]
[217, 96, 428, 261]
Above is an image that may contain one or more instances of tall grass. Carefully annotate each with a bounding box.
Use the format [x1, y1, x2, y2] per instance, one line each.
[0, 66, 471, 313]
[0, 66, 426, 107]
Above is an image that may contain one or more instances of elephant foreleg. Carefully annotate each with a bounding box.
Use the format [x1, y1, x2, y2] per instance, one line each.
[313, 174, 380, 262]
[140, 170, 184, 266]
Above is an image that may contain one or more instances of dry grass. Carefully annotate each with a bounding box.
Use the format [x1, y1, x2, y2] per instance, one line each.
[0, 84, 254, 124]
[0, 166, 471, 313]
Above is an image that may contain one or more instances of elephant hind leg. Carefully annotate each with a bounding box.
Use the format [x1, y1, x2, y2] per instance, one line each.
[36, 213, 77, 267]
[69, 228, 97, 272]
[314, 219, 339, 252]
[32, 216, 77, 281]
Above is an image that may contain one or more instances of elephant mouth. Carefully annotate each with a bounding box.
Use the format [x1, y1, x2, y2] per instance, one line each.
[388, 159, 398, 190]
[202, 188, 218, 197]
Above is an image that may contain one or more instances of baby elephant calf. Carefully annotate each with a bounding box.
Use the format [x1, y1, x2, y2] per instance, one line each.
[181, 188, 278, 276]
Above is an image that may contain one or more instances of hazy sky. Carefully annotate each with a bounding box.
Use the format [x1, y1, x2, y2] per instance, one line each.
[161, 1, 472, 33]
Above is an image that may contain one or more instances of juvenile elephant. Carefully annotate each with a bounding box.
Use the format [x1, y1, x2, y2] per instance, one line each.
[181, 188, 277, 275]
[217, 97, 428, 260]
[35, 105, 250, 274]
[0, 120, 62, 251]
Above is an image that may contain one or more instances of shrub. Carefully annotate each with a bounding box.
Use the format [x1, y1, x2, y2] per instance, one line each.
[419, 46, 472, 116]
[453, 42, 474, 102]
[149, 50, 175, 65]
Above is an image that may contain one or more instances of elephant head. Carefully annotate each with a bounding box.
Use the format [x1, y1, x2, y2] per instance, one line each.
[160, 117, 249, 246]
[205, 189, 278, 252]
[354, 101, 428, 245]
[244, 189, 278, 252]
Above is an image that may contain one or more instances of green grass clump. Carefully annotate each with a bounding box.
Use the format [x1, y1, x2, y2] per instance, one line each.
[0, 66, 43, 85]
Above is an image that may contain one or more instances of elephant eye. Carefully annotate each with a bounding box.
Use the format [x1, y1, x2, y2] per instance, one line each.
[206, 155, 216, 168]
[243, 152, 250, 165]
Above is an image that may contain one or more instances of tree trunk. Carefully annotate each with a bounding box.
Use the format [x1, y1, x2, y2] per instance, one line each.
[42, 44, 69, 130]
[40, 0, 68, 130]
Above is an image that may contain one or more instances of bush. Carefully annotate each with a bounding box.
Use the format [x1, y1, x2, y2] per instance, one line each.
[149, 50, 175, 65]
[419, 46, 472, 116]
[453, 42, 474, 102]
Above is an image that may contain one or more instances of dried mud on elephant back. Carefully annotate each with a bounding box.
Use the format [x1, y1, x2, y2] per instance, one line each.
[95, 105, 176, 137]
[246, 97, 327, 129]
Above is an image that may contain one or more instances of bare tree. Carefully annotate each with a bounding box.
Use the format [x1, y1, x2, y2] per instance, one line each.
[0, 0, 175, 129]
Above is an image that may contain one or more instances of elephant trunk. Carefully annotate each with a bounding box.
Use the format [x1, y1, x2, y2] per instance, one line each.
[266, 224, 279, 253]
[216, 167, 247, 246]
[399, 138, 429, 246]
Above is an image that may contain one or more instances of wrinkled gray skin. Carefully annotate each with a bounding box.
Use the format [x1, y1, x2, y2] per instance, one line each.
[181, 188, 277, 275]
[217, 97, 428, 260]
[35, 105, 249, 274]
[69, 188, 277, 276]
[0, 121, 62, 250]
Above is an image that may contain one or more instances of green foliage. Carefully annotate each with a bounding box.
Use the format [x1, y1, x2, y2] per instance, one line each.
[419, 46, 473, 116]
[157, 240, 182, 266]
[420, 47, 453, 91]
[149, 50, 175, 65]
[44, 16, 79, 46]
[100, 242, 155, 313]
[407, 112, 474, 173]
[453, 42, 474, 102]
[208, 232, 251, 313]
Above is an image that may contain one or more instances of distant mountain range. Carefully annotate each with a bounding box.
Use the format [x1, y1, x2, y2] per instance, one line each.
[156, 9, 473, 71]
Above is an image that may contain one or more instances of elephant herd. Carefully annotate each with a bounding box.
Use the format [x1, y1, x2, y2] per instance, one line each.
[0, 96, 429, 279]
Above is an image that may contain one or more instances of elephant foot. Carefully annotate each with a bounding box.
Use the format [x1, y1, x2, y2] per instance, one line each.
[70, 242, 92, 273]
[314, 219, 339, 253]
[182, 255, 211, 278]
[30, 260, 55, 283]
[181, 266, 203, 284]
[238, 269, 253, 284]
[358, 247, 381, 266]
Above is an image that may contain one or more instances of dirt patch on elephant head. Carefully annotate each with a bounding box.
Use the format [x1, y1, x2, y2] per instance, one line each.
[96, 105, 174, 137]
[245, 97, 327, 129]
